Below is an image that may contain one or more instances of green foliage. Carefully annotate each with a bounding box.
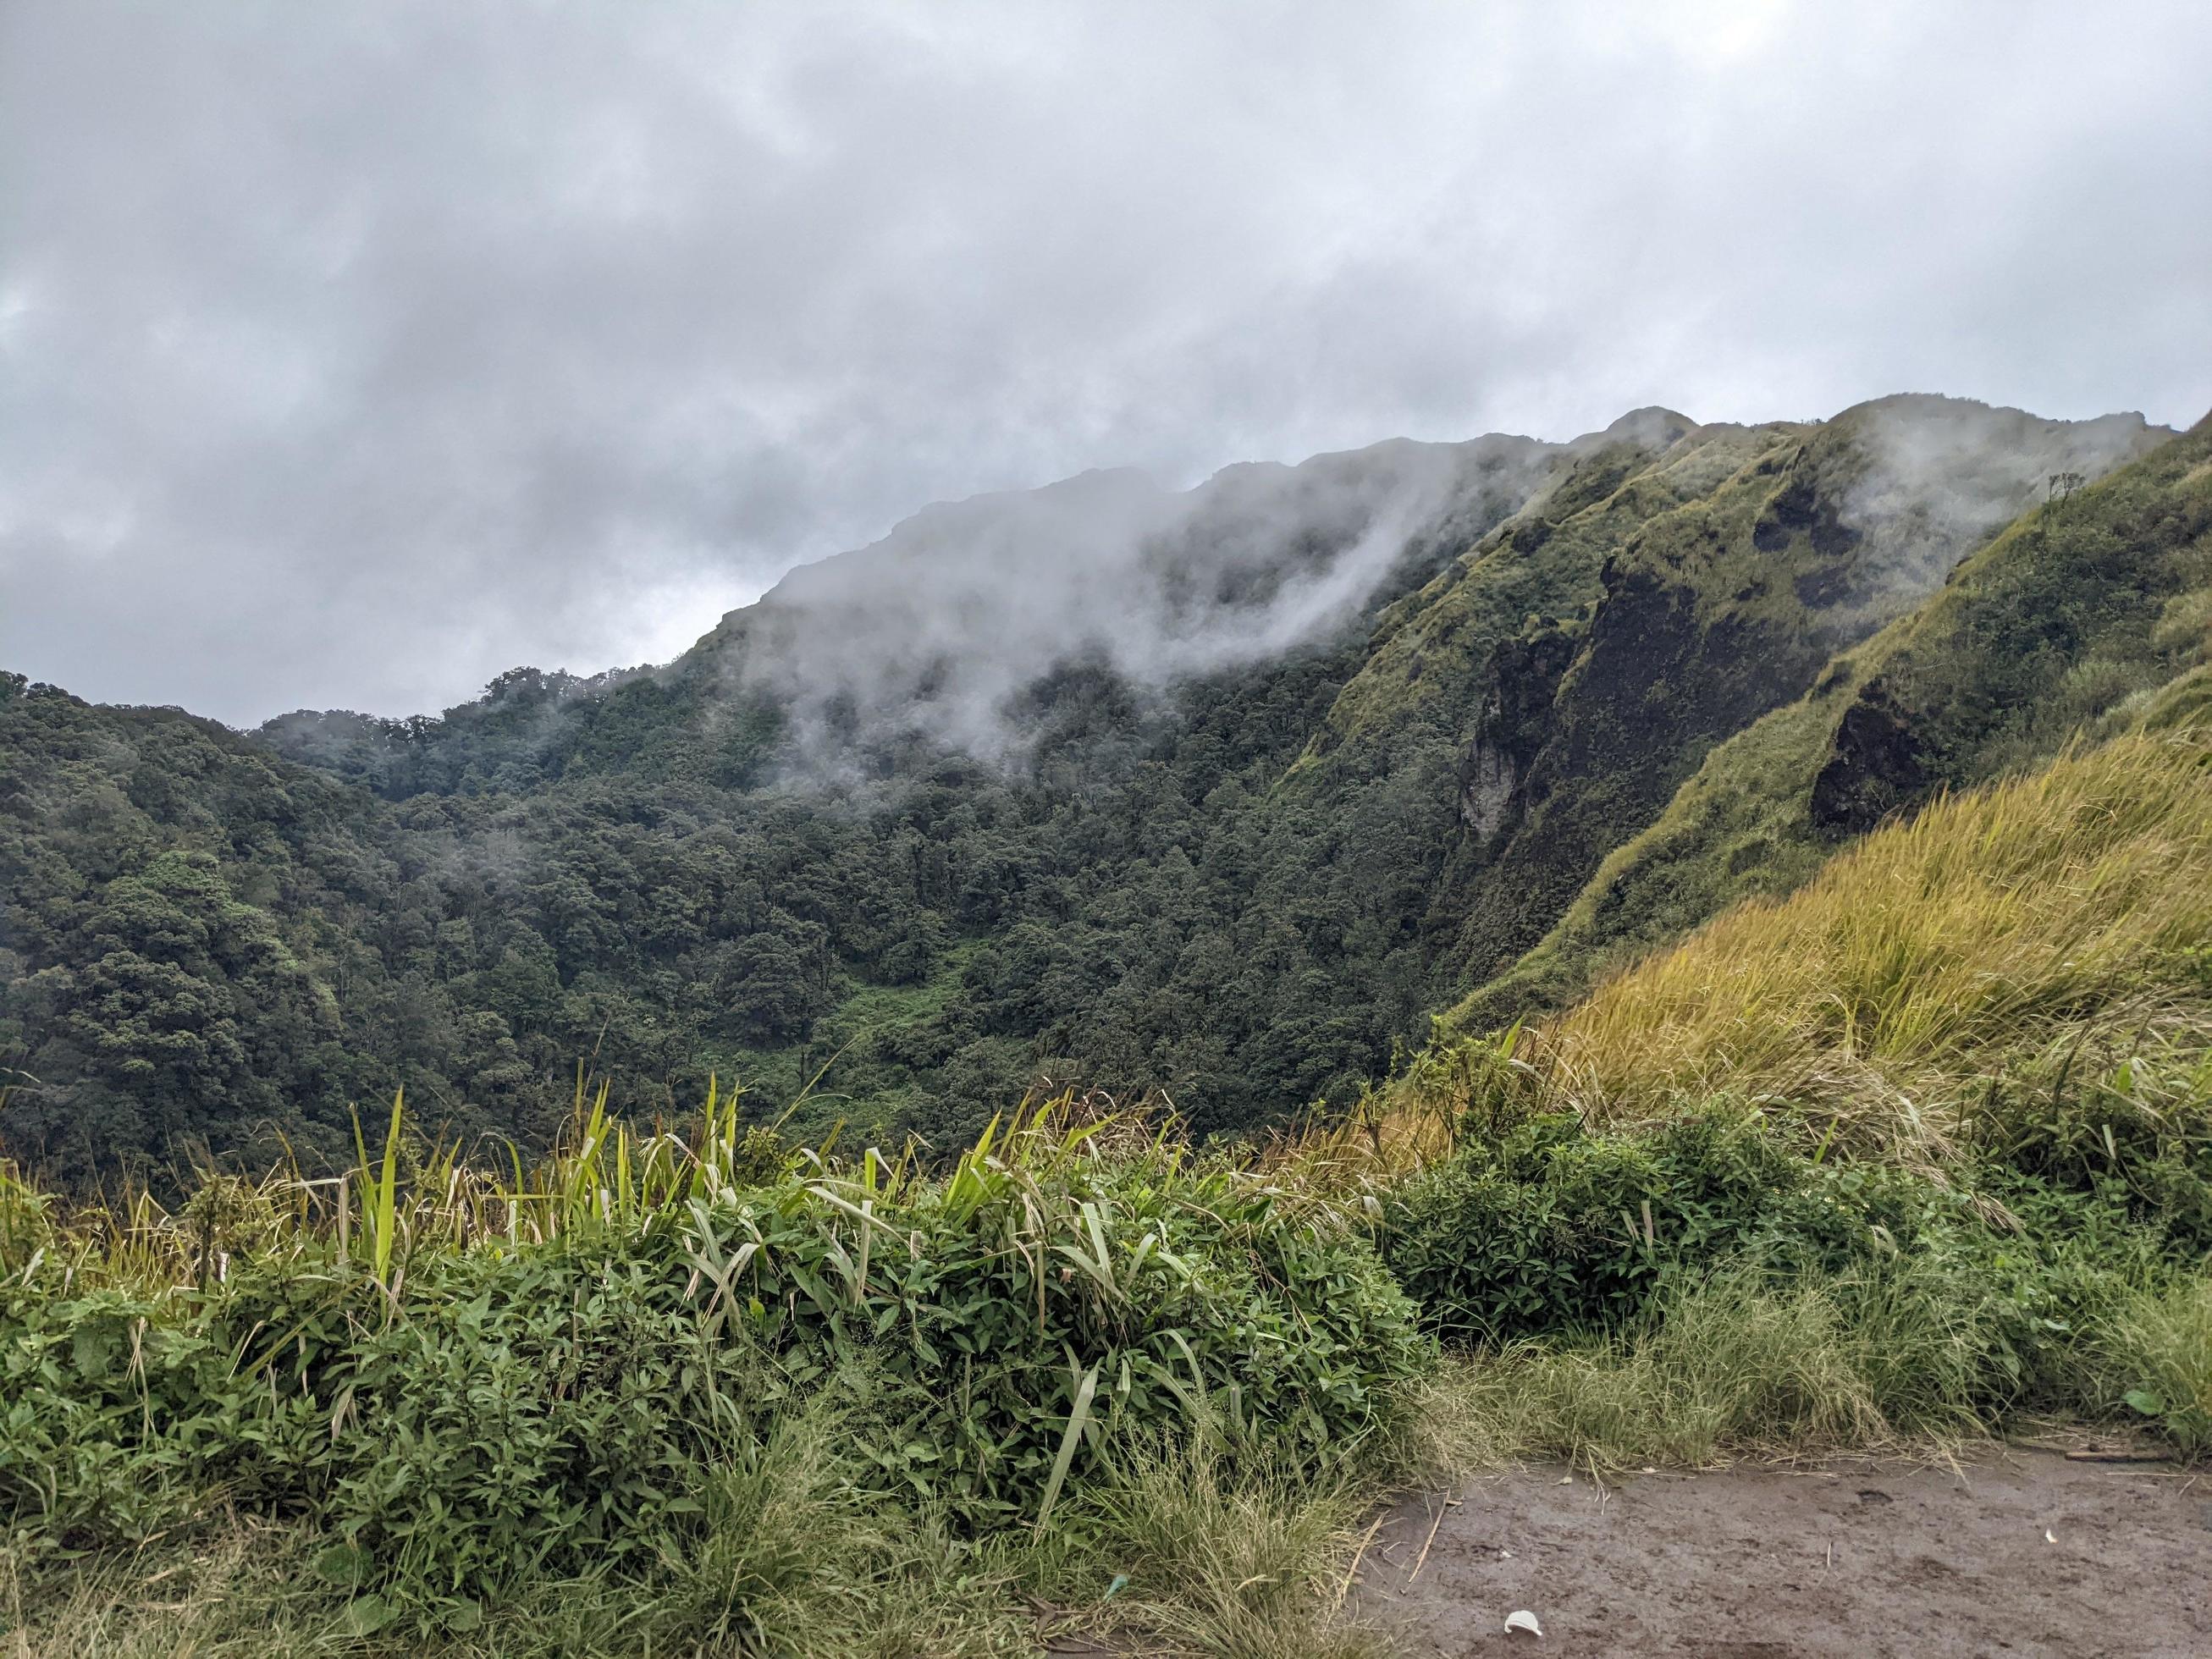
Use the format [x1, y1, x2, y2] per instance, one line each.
[2101, 1277, 2212, 1452]
[0, 1095, 1425, 1641]
[1390, 1142, 2212, 1473]
[1970, 1017, 2212, 1252]
[1376, 1088, 2212, 1466]
[1376, 1105, 1932, 1342]
[1426, 1270, 1897, 1469]
[2, 620, 1469, 1183]
[0, 1283, 227, 1546]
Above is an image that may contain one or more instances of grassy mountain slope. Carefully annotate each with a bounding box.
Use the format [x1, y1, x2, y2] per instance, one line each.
[1409, 395, 2168, 988]
[1289, 408, 1777, 763]
[1531, 709, 2212, 1141]
[1453, 407, 2212, 1031]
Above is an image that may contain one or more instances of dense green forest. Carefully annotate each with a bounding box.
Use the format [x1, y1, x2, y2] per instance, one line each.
[3, 396, 2198, 1188]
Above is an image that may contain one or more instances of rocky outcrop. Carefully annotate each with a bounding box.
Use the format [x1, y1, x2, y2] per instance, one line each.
[1809, 680, 1928, 835]
[1459, 622, 1579, 841]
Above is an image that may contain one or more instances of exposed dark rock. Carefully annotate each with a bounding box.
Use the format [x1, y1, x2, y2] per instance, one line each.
[1809, 680, 1928, 835]
[1794, 561, 1864, 608]
[1751, 460, 1862, 560]
[1457, 622, 1579, 841]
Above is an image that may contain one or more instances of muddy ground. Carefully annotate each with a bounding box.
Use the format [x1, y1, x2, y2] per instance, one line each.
[1352, 1447, 2212, 1658]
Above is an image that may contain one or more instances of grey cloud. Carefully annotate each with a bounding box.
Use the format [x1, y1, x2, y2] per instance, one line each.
[2, 2, 2208, 723]
[729, 433, 1559, 761]
[1836, 397, 2173, 607]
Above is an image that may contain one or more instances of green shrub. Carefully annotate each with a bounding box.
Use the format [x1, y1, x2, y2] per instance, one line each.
[672, 1150, 1426, 1529]
[1373, 1094, 2212, 1458]
[1, 1125, 1427, 1638]
[2100, 1277, 2212, 1452]
[1376, 1106, 1915, 1341]
[263, 1241, 754, 1629]
[1970, 1019, 2212, 1251]
[0, 1283, 234, 1548]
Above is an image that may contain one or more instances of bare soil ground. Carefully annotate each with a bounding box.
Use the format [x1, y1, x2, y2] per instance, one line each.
[1352, 1447, 2212, 1658]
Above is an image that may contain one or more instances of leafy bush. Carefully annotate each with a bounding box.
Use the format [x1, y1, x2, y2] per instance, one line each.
[1376, 1105, 1934, 1341]
[237, 1240, 758, 1630]
[0, 1103, 1427, 1637]
[1411, 1215, 2201, 1475]
[0, 1284, 226, 1546]
[1372, 1093, 2212, 1454]
[673, 1153, 1426, 1529]
[1970, 1016, 2212, 1252]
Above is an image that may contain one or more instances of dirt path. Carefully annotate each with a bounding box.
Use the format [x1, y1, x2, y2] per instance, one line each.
[1352, 1449, 2212, 1658]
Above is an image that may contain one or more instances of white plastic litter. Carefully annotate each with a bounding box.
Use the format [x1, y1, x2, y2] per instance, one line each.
[1505, 1609, 1543, 1637]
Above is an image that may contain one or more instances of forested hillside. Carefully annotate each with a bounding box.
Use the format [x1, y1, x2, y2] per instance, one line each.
[1, 397, 2193, 1186]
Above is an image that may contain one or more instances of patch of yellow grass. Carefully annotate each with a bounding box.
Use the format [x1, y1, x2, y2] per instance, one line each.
[1531, 723, 2212, 1149]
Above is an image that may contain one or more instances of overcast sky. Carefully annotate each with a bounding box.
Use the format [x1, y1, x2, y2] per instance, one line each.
[3, 2, 2208, 725]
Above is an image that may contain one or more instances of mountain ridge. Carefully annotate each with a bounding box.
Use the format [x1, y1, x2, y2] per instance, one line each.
[2, 394, 2198, 1186]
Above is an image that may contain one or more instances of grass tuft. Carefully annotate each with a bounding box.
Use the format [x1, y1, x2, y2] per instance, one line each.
[1074, 1447, 1390, 1659]
[2099, 1277, 2212, 1453]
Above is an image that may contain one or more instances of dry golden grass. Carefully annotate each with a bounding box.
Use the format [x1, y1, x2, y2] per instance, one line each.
[1526, 724, 2212, 1153]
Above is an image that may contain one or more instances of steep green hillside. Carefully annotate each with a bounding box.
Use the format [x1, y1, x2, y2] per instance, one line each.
[1453, 407, 2212, 1031]
[7, 435, 1572, 1183]
[0, 685, 447, 1172]
[1294, 409, 1784, 761]
[1325, 395, 2170, 990]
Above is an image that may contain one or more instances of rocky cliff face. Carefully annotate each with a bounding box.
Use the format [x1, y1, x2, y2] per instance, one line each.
[1458, 622, 1578, 841]
[1447, 406, 2209, 1036]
